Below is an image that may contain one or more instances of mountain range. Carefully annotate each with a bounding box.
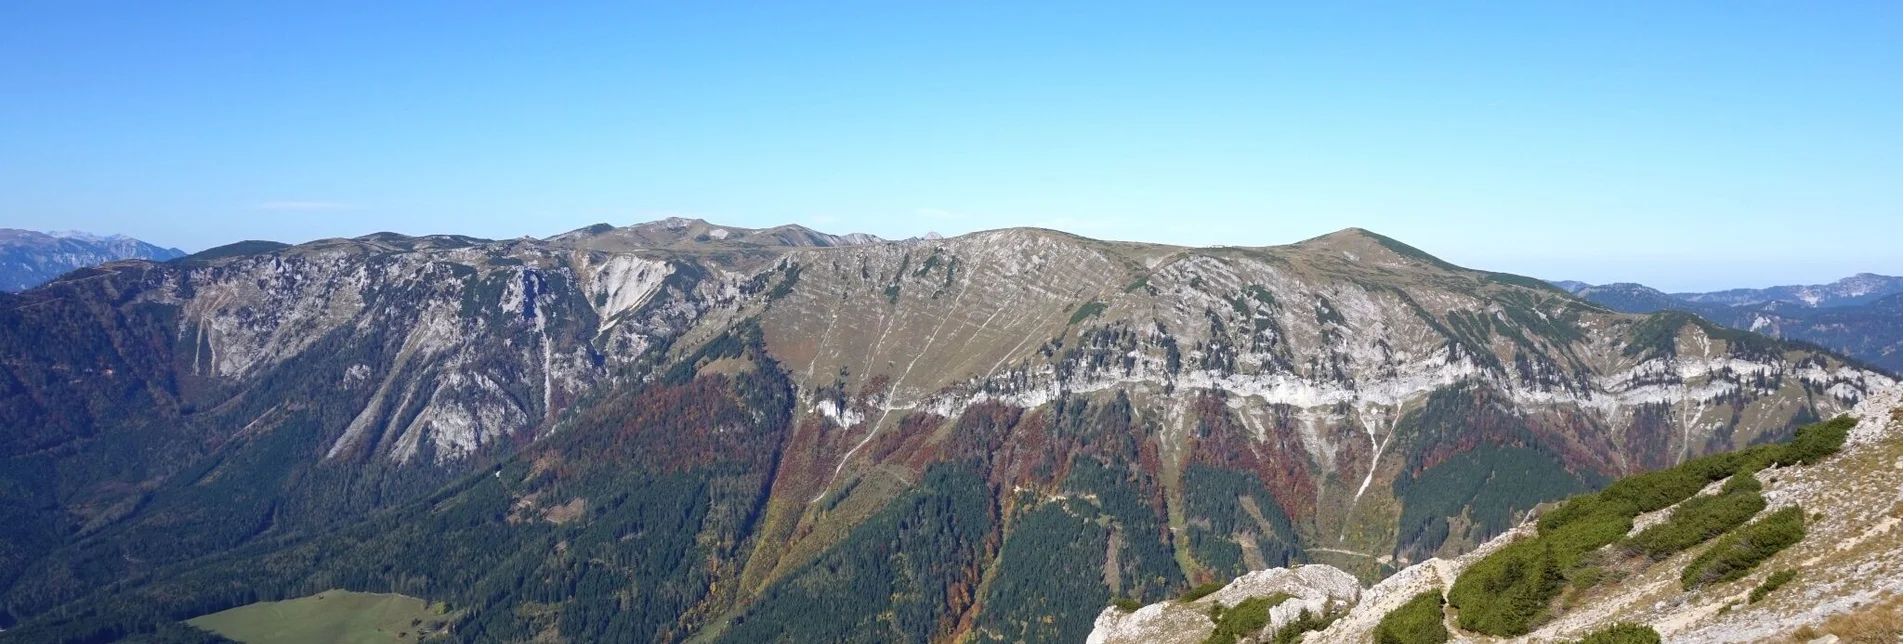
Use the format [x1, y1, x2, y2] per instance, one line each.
[1557, 275, 1903, 373]
[0, 219, 1892, 642]
[0, 229, 186, 292]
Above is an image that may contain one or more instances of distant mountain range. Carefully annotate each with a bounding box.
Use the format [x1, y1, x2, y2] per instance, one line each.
[0, 229, 186, 291]
[3, 218, 1888, 642]
[1554, 275, 1903, 373]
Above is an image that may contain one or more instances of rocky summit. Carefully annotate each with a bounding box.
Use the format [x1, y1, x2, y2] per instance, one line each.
[0, 220, 1892, 642]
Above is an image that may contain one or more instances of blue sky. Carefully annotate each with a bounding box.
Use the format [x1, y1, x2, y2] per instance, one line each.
[2, 2, 1898, 291]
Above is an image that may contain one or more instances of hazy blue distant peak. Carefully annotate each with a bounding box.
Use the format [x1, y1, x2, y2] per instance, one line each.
[1554, 274, 1903, 309]
[46, 230, 134, 243]
[1671, 273, 1903, 308]
[0, 228, 187, 292]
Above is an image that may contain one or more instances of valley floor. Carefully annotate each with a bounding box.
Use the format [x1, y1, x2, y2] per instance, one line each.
[185, 590, 451, 644]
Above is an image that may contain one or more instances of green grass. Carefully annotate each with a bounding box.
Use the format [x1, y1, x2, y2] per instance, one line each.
[185, 590, 449, 644]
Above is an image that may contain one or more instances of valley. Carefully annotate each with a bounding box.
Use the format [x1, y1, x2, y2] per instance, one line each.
[0, 219, 1890, 643]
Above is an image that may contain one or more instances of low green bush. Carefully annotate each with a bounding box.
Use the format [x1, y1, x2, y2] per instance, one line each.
[1569, 566, 1605, 591]
[1626, 475, 1766, 560]
[1570, 622, 1662, 644]
[1178, 582, 1226, 603]
[1774, 416, 1856, 466]
[1112, 597, 1144, 612]
[1268, 607, 1343, 644]
[1452, 416, 1850, 636]
[1375, 592, 1450, 644]
[1540, 506, 1636, 569]
[1682, 507, 1807, 589]
[1449, 541, 1566, 635]
[1749, 569, 1797, 603]
[1721, 471, 1763, 494]
[1202, 594, 1291, 644]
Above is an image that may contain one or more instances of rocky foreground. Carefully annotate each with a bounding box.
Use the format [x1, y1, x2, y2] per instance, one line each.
[1090, 384, 1903, 643]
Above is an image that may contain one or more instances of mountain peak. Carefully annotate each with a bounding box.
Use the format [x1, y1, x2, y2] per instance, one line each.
[1321, 226, 1377, 238]
[1284, 227, 1461, 271]
[544, 218, 887, 264]
[0, 228, 187, 291]
[1282, 227, 1380, 248]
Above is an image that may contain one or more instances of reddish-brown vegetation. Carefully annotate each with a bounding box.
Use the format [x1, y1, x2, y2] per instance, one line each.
[1186, 390, 1318, 521]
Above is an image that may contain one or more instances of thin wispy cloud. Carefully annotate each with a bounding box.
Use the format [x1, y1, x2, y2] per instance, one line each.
[256, 201, 364, 212]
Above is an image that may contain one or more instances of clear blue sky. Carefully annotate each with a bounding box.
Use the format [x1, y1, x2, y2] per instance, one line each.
[3, 2, 1898, 290]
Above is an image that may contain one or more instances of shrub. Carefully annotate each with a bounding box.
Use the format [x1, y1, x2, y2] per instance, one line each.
[1596, 448, 1750, 513]
[1569, 622, 1662, 644]
[1269, 607, 1344, 644]
[1749, 569, 1797, 603]
[1453, 417, 1850, 636]
[1202, 594, 1291, 644]
[1537, 493, 1609, 534]
[1540, 506, 1636, 569]
[1625, 477, 1766, 560]
[1452, 512, 1616, 635]
[1682, 507, 1806, 589]
[1375, 592, 1450, 644]
[1720, 472, 1763, 494]
[1541, 449, 1747, 535]
[1569, 566, 1605, 591]
[1178, 582, 1226, 603]
[1112, 597, 1143, 612]
[1772, 415, 1855, 466]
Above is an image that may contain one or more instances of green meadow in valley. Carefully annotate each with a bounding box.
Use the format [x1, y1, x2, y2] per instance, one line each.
[185, 590, 449, 644]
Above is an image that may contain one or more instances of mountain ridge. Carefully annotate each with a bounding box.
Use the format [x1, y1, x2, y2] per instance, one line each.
[0, 228, 186, 292]
[0, 219, 1890, 642]
[1561, 275, 1903, 374]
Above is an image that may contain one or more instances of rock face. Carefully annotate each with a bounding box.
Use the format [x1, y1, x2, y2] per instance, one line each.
[1087, 565, 1361, 644]
[753, 226, 1889, 575]
[1, 219, 1893, 641]
[0, 228, 185, 291]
